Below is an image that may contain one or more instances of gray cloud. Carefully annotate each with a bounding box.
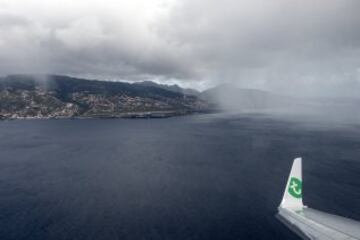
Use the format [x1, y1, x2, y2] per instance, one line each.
[0, 0, 360, 96]
[159, 0, 360, 95]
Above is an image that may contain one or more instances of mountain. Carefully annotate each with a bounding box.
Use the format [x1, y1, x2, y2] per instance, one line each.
[0, 75, 210, 119]
[4, 76, 357, 120]
[200, 84, 291, 111]
[134, 81, 200, 96]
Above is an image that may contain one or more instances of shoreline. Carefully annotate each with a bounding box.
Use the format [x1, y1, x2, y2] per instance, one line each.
[0, 110, 214, 121]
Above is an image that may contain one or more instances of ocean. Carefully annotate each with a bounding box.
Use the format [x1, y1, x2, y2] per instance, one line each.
[0, 113, 359, 240]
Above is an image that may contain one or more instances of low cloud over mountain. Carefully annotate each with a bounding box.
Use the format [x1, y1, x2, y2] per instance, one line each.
[1, 1, 360, 97]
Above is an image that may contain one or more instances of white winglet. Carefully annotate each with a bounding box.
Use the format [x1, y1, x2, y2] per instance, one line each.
[280, 157, 304, 211]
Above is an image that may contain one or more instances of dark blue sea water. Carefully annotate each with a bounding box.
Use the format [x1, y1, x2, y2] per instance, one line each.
[0, 113, 359, 240]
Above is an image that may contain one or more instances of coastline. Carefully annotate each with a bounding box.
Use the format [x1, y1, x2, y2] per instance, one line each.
[0, 110, 213, 121]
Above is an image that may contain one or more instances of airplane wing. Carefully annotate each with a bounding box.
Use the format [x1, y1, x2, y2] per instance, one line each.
[277, 158, 360, 240]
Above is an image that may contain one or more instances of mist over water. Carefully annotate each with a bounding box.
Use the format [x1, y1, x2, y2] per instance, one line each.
[203, 84, 360, 125]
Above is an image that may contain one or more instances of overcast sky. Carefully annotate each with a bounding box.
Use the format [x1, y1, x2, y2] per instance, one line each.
[0, 0, 360, 96]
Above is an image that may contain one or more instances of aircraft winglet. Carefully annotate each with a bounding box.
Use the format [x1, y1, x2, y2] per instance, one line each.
[277, 157, 360, 239]
[280, 157, 304, 211]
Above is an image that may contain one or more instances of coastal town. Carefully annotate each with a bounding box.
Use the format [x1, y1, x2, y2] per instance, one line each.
[0, 75, 210, 120]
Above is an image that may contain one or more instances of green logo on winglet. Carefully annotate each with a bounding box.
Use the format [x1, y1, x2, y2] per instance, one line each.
[288, 177, 302, 198]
